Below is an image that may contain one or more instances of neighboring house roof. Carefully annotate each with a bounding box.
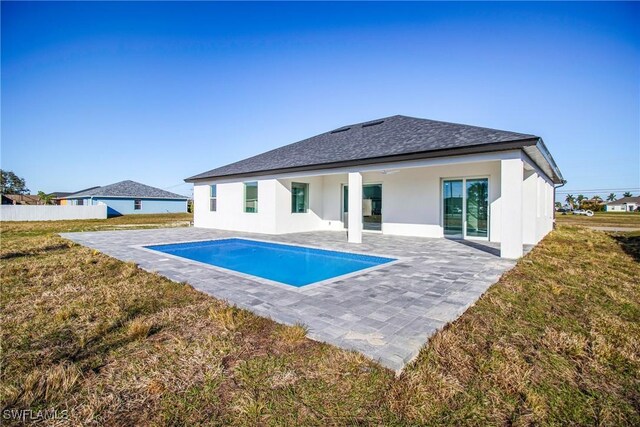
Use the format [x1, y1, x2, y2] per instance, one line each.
[50, 192, 73, 198]
[1, 194, 41, 205]
[605, 196, 640, 206]
[62, 186, 101, 198]
[62, 180, 188, 200]
[186, 115, 564, 184]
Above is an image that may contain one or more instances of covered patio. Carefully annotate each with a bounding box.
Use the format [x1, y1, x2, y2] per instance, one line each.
[62, 227, 529, 372]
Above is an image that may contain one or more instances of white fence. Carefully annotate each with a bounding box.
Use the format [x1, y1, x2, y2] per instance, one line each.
[0, 204, 108, 221]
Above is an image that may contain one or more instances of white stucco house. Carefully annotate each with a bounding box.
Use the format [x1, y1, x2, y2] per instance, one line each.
[605, 196, 639, 212]
[185, 115, 564, 259]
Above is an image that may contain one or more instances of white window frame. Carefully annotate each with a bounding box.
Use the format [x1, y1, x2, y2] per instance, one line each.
[244, 181, 258, 213]
[210, 185, 217, 212]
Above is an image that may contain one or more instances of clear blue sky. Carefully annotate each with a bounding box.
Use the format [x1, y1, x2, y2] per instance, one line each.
[2, 2, 639, 198]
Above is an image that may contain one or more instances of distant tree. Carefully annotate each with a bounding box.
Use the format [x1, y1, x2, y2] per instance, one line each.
[37, 191, 55, 205]
[565, 194, 575, 209]
[623, 191, 633, 198]
[0, 170, 29, 194]
[582, 199, 605, 212]
[592, 195, 602, 203]
[577, 194, 585, 205]
[607, 193, 617, 202]
[554, 201, 562, 210]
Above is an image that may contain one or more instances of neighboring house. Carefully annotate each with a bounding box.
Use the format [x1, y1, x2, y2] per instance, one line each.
[1, 194, 41, 205]
[52, 187, 100, 205]
[605, 196, 640, 212]
[60, 180, 189, 216]
[185, 115, 564, 259]
[50, 191, 72, 205]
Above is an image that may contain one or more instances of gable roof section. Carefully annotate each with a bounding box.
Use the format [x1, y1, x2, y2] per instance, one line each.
[63, 186, 101, 197]
[186, 115, 564, 183]
[63, 180, 188, 200]
[606, 196, 640, 205]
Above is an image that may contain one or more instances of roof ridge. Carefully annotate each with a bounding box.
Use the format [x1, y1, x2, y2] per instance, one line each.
[62, 180, 188, 199]
[394, 115, 537, 138]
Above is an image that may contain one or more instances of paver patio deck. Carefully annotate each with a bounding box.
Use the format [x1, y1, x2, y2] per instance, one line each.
[61, 227, 525, 372]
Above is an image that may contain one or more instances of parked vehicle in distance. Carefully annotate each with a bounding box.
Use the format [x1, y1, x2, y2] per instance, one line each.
[572, 209, 594, 217]
[557, 208, 572, 215]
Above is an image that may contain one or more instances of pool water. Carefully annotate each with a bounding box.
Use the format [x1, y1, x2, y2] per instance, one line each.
[145, 238, 396, 287]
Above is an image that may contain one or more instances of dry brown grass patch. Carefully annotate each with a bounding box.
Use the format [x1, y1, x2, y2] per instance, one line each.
[542, 327, 587, 358]
[208, 303, 251, 332]
[126, 318, 154, 341]
[1, 218, 638, 425]
[273, 323, 308, 345]
[5, 362, 81, 408]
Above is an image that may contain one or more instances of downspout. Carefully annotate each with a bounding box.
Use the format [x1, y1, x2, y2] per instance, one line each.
[553, 179, 567, 228]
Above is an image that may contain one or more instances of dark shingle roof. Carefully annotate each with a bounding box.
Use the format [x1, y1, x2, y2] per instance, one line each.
[64, 180, 188, 200]
[186, 115, 545, 181]
[64, 186, 101, 197]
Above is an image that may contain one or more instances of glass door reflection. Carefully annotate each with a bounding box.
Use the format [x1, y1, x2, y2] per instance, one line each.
[443, 180, 463, 238]
[466, 178, 488, 238]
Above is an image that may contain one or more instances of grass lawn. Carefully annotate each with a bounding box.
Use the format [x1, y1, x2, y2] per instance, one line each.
[555, 211, 640, 228]
[1, 214, 639, 425]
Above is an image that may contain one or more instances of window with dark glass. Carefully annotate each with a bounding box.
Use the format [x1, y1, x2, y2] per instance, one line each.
[244, 182, 258, 213]
[134, 199, 142, 210]
[291, 182, 309, 213]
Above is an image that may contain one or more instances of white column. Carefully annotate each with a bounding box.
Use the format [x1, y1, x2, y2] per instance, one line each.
[522, 170, 537, 245]
[500, 158, 524, 258]
[348, 172, 363, 243]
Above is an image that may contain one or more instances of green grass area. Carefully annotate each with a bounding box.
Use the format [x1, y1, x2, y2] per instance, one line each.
[1, 215, 639, 425]
[555, 211, 640, 228]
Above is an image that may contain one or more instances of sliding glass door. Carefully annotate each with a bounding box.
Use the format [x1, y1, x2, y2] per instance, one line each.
[466, 178, 488, 238]
[362, 184, 382, 231]
[443, 180, 463, 237]
[342, 184, 382, 231]
[442, 178, 489, 239]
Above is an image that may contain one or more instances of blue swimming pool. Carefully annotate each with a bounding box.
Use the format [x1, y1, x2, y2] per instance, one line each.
[145, 238, 396, 287]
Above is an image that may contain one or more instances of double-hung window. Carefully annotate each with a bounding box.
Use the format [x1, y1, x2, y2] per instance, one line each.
[134, 199, 142, 210]
[210, 185, 217, 211]
[291, 182, 309, 213]
[244, 182, 258, 213]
